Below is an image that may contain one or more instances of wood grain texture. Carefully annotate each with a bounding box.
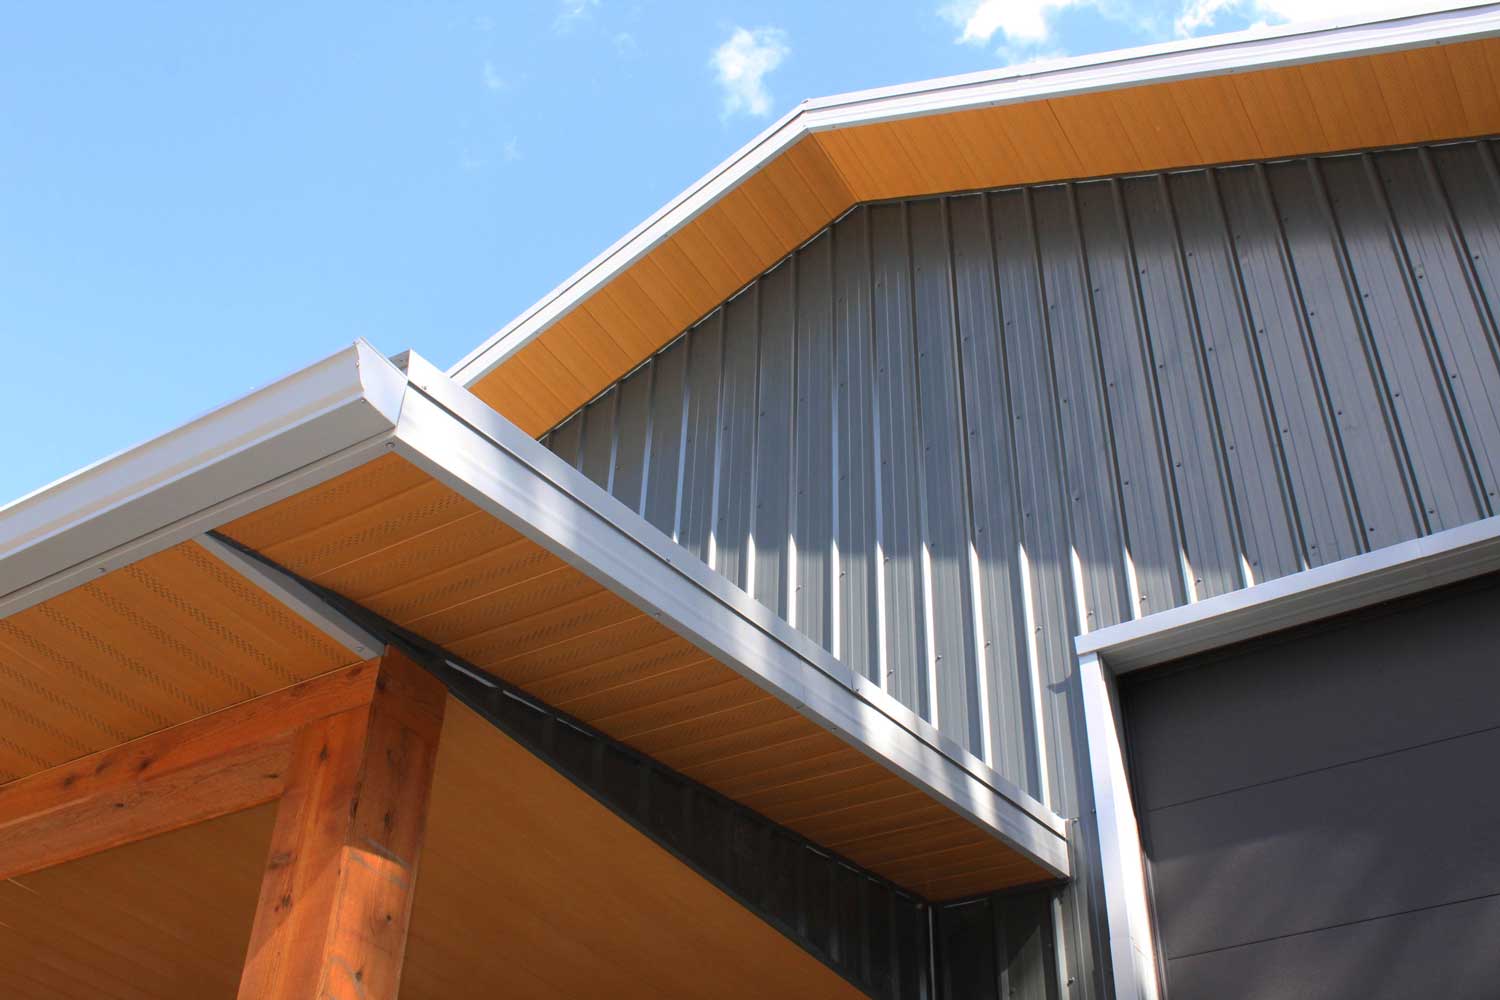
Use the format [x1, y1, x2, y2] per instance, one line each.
[399, 697, 869, 1000]
[222, 458, 1056, 898]
[237, 647, 445, 1000]
[471, 135, 856, 434]
[0, 539, 359, 786]
[470, 38, 1500, 436]
[0, 661, 378, 881]
[0, 804, 277, 1000]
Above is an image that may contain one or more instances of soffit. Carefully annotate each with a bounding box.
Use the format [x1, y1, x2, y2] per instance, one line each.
[218, 452, 1056, 900]
[467, 32, 1500, 437]
[0, 804, 275, 1000]
[400, 698, 869, 999]
[0, 540, 359, 784]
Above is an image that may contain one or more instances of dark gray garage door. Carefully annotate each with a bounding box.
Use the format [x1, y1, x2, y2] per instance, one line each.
[1120, 573, 1500, 1000]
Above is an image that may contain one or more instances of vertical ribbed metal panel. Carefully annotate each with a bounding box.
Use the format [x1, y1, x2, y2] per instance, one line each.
[948, 193, 1037, 792]
[870, 202, 932, 715]
[540, 139, 1500, 1000]
[578, 385, 618, 491]
[835, 209, 882, 683]
[1165, 168, 1304, 585]
[909, 198, 982, 748]
[612, 362, 653, 514]
[754, 262, 796, 618]
[716, 289, 760, 587]
[546, 410, 583, 468]
[643, 336, 688, 538]
[679, 314, 722, 564]
[793, 232, 837, 651]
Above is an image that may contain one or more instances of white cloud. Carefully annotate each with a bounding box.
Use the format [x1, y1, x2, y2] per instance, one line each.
[942, 0, 1391, 58]
[555, 0, 599, 31]
[502, 137, 522, 162]
[941, 0, 1085, 46]
[711, 26, 789, 119]
[1175, 0, 1380, 35]
[481, 60, 507, 92]
[613, 31, 637, 55]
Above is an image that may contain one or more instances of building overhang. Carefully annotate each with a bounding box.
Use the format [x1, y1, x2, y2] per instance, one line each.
[0, 342, 1069, 899]
[449, 1, 1500, 436]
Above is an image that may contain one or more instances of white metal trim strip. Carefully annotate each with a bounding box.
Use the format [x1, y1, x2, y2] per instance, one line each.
[1075, 513, 1500, 671]
[1079, 652, 1162, 1000]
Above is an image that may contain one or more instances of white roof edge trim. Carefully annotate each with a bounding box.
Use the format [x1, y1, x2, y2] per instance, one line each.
[401, 352, 1070, 858]
[448, 1, 1500, 390]
[1076, 512, 1500, 672]
[0, 340, 409, 618]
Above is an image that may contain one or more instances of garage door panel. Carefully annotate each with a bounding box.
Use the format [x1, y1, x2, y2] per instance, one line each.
[1124, 574, 1500, 998]
[1124, 578, 1500, 811]
[1164, 893, 1500, 1000]
[1146, 726, 1500, 959]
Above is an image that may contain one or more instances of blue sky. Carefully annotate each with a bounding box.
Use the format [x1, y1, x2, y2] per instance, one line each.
[1, 0, 1367, 503]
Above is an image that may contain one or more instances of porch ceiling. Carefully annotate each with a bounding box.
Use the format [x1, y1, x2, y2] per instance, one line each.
[0, 540, 360, 782]
[403, 697, 868, 999]
[0, 804, 276, 1000]
[0, 701, 871, 1000]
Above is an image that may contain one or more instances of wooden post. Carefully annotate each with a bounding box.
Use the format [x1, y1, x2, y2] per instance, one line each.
[236, 646, 446, 1000]
[0, 660, 381, 881]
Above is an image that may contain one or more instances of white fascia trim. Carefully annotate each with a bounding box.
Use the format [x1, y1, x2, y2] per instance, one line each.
[1075, 513, 1500, 672]
[1079, 652, 1161, 1000]
[399, 353, 1071, 876]
[448, 1, 1500, 390]
[0, 340, 408, 618]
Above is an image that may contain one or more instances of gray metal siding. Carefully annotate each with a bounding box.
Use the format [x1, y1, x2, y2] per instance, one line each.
[1122, 573, 1500, 999]
[540, 139, 1500, 999]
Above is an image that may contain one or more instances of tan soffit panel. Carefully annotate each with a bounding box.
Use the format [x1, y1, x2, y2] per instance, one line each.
[400, 698, 868, 1000]
[467, 34, 1500, 435]
[473, 136, 855, 434]
[0, 541, 359, 784]
[220, 454, 1056, 899]
[0, 804, 276, 1000]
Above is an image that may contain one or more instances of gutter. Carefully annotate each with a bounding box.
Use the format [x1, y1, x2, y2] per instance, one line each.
[0, 340, 407, 617]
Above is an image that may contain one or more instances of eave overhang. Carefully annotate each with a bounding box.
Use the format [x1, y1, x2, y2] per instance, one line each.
[450, 1, 1500, 435]
[0, 342, 1069, 898]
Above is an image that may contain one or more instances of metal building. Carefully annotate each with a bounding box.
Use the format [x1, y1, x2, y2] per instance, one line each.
[3, 6, 1500, 999]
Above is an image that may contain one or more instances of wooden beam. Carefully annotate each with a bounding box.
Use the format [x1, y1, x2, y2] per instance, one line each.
[236, 646, 446, 1000]
[0, 659, 381, 881]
